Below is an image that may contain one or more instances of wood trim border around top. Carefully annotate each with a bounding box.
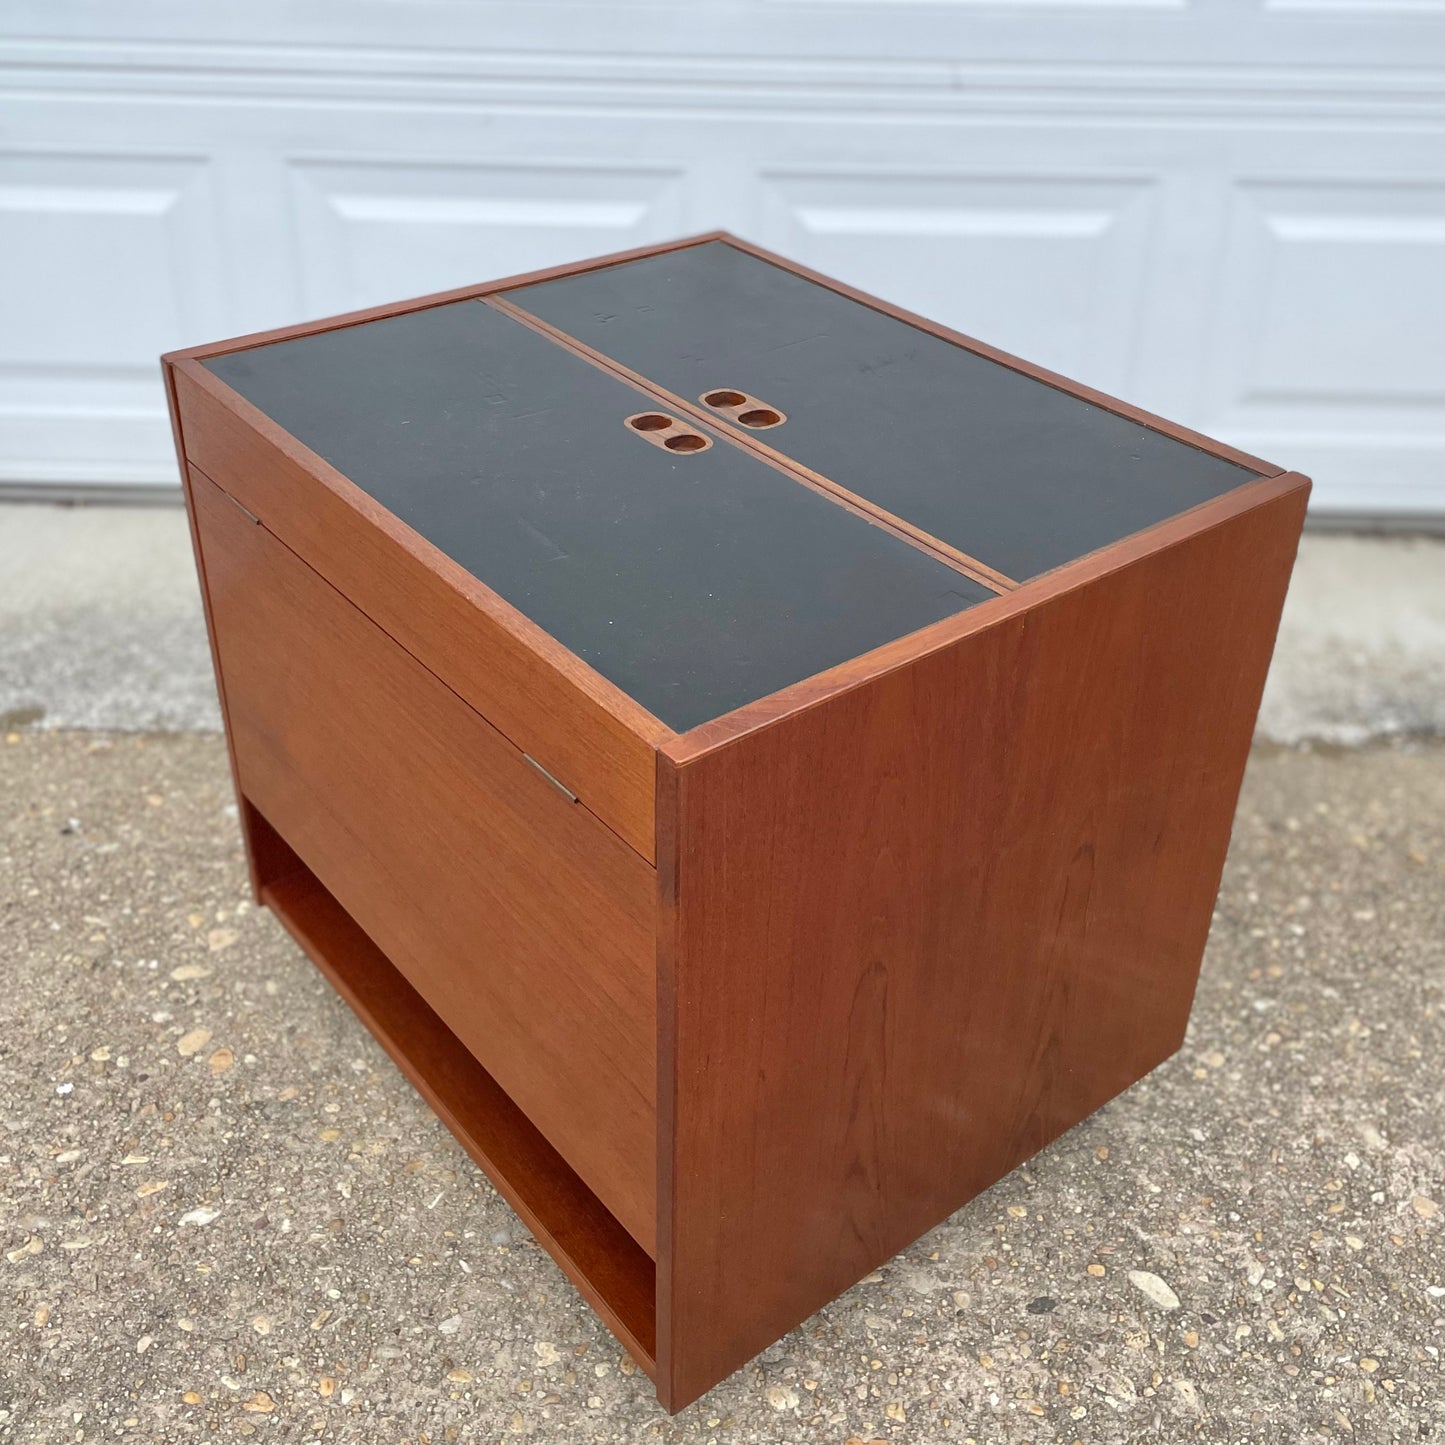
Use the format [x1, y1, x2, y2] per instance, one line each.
[664, 470, 1313, 765]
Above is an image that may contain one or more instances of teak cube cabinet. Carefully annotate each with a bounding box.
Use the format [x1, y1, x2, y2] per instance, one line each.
[164, 232, 1308, 1411]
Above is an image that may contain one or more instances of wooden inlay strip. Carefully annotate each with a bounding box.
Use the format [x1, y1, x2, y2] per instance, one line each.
[483, 295, 1018, 596]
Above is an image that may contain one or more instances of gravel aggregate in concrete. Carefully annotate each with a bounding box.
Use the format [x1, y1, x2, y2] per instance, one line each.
[1, 731, 1442, 1443]
[0, 507, 220, 735]
[1259, 535, 1445, 745]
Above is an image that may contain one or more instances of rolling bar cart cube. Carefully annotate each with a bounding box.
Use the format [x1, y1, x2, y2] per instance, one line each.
[163, 233, 1309, 1411]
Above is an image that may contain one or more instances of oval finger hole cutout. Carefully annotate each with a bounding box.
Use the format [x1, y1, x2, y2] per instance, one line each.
[624, 411, 713, 454]
[698, 388, 787, 430]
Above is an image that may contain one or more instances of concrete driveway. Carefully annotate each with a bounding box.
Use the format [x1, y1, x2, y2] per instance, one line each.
[2, 503, 1442, 1442]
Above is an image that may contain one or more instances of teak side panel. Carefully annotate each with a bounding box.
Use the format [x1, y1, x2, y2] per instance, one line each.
[657, 480, 1308, 1408]
[189, 469, 659, 1253]
[169, 359, 664, 862]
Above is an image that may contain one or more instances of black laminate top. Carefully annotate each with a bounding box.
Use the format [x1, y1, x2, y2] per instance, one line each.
[204, 301, 991, 733]
[507, 240, 1260, 581]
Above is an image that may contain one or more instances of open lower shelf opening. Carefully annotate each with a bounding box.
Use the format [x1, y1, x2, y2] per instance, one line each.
[242, 800, 658, 1376]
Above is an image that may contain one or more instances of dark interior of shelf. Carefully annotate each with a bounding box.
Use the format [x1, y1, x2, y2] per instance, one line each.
[203, 302, 991, 732]
[243, 802, 658, 1375]
[506, 239, 1261, 582]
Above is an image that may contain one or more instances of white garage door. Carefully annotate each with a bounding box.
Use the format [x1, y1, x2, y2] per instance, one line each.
[3, 1, 1443, 515]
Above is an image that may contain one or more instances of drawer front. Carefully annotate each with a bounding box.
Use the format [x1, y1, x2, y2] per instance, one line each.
[190, 466, 657, 1254]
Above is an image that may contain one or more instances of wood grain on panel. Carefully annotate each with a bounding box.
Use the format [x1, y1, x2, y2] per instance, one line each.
[169, 360, 665, 862]
[656, 477, 1308, 1408]
[256, 842, 656, 1374]
[190, 468, 658, 1254]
